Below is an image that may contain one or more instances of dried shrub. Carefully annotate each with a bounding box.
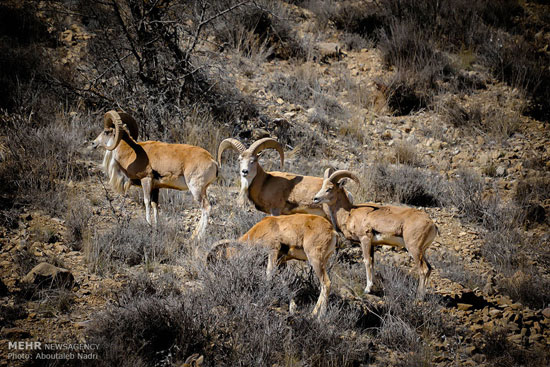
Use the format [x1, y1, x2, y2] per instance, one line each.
[86, 218, 187, 274]
[377, 20, 454, 114]
[358, 164, 446, 207]
[64, 197, 93, 251]
[375, 264, 450, 357]
[393, 141, 422, 167]
[515, 178, 550, 227]
[0, 304, 28, 328]
[480, 328, 550, 367]
[87, 247, 369, 366]
[430, 250, 486, 290]
[439, 98, 521, 140]
[211, 1, 308, 60]
[0, 112, 88, 212]
[305, 0, 384, 39]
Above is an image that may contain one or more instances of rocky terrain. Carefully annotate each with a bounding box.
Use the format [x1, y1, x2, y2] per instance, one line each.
[1, 1, 550, 366]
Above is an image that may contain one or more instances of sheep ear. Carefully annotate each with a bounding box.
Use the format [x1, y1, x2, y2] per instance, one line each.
[338, 179, 348, 188]
[323, 167, 334, 179]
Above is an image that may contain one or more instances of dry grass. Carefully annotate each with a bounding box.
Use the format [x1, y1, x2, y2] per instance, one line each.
[87, 248, 370, 366]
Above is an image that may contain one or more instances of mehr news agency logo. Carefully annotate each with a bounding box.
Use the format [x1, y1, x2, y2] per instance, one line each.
[7, 341, 99, 361]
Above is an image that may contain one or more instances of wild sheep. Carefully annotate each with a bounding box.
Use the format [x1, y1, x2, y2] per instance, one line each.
[313, 169, 438, 298]
[208, 213, 337, 318]
[218, 137, 330, 217]
[91, 110, 218, 238]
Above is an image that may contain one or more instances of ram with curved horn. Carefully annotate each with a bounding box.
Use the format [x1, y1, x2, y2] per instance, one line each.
[91, 110, 218, 238]
[313, 169, 438, 298]
[218, 137, 346, 217]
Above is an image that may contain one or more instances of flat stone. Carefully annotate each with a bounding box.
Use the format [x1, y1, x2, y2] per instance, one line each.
[457, 303, 473, 311]
[541, 307, 550, 318]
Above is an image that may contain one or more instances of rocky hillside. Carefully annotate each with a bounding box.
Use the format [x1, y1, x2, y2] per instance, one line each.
[1, 1, 549, 366]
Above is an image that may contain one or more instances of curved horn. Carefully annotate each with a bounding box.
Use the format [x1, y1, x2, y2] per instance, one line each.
[217, 138, 246, 167]
[103, 110, 123, 151]
[118, 112, 139, 140]
[328, 170, 360, 185]
[248, 138, 284, 169]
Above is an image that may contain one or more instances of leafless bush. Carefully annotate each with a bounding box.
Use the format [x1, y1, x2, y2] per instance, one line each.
[86, 218, 187, 274]
[378, 314, 422, 353]
[377, 20, 453, 114]
[339, 32, 371, 51]
[374, 263, 451, 359]
[0, 112, 89, 215]
[442, 170, 488, 225]
[64, 197, 93, 251]
[393, 141, 422, 167]
[430, 250, 485, 290]
[479, 328, 550, 367]
[211, 0, 308, 60]
[439, 98, 521, 140]
[83, 0, 257, 119]
[358, 163, 447, 207]
[0, 304, 28, 328]
[305, 0, 383, 38]
[515, 178, 549, 227]
[87, 247, 369, 366]
[498, 266, 550, 310]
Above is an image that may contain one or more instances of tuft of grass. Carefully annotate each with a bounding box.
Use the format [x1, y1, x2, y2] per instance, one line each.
[393, 141, 422, 167]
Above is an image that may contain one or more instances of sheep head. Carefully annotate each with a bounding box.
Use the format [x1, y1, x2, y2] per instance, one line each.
[92, 110, 139, 150]
[313, 169, 359, 205]
[218, 137, 284, 188]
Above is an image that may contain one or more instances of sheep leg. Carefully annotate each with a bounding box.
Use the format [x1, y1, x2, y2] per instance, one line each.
[359, 231, 375, 294]
[266, 248, 279, 280]
[151, 188, 159, 226]
[405, 224, 435, 299]
[310, 257, 331, 318]
[190, 182, 211, 239]
[409, 244, 432, 299]
[141, 177, 153, 225]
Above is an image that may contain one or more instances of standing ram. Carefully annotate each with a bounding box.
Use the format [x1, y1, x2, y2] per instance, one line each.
[218, 137, 337, 217]
[313, 169, 438, 298]
[91, 110, 218, 238]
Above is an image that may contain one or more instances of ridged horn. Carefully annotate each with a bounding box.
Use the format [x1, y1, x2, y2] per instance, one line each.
[217, 138, 246, 167]
[248, 138, 284, 169]
[118, 112, 139, 140]
[103, 110, 123, 151]
[328, 170, 360, 185]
